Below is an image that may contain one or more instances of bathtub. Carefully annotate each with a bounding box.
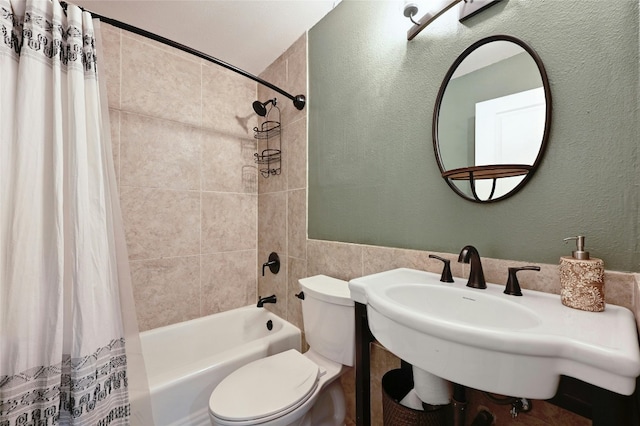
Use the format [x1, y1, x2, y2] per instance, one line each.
[139, 305, 301, 426]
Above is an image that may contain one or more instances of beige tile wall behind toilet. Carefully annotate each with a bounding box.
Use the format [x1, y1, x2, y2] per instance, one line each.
[101, 23, 260, 331]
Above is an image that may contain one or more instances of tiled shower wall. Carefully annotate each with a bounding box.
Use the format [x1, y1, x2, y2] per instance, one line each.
[255, 34, 309, 333]
[101, 23, 260, 331]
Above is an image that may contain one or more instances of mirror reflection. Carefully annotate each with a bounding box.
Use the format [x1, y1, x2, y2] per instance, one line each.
[433, 35, 551, 202]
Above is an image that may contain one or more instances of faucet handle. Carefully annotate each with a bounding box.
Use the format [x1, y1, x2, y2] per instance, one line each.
[429, 255, 454, 283]
[262, 252, 280, 276]
[504, 266, 541, 296]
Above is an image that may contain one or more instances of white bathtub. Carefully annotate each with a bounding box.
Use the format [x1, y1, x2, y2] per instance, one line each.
[140, 305, 301, 426]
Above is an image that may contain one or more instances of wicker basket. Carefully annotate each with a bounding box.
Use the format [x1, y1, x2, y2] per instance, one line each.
[382, 369, 449, 426]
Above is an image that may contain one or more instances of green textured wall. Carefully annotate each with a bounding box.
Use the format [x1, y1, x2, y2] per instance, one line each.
[308, 0, 639, 271]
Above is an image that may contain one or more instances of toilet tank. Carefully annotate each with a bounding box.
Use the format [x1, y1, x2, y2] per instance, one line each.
[299, 275, 355, 367]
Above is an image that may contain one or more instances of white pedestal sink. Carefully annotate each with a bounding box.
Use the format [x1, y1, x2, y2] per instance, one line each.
[349, 268, 640, 399]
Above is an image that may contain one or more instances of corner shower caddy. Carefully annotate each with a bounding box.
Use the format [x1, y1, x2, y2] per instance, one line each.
[254, 102, 281, 177]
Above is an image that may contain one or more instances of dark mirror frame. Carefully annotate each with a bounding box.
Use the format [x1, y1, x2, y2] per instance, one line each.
[433, 34, 552, 203]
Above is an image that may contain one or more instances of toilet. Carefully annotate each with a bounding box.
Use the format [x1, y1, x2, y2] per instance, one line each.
[208, 275, 355, 426]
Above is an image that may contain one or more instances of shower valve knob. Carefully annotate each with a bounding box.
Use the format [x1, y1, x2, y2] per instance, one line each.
[262, 252, 280, 276]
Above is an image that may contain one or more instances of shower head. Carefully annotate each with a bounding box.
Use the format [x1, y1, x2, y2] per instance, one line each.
[252, 98, 277, 116]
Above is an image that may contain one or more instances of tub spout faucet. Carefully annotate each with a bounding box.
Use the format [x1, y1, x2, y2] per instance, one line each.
[257, 294, 277, 307]
[458, 245, 487, 289]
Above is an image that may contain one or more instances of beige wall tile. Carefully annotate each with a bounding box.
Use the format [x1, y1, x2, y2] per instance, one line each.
[130, 256, 200, 331]
[259, 54, 287, 98]
[121, 36, 201, 126]
[525, 263, 561, 294]
[307, 239, 363, 281]
[202, 192, 257, 253]
[362, 246, 464, 278]
[120, 186, 200, 260]
[281, 105, 307, 139]
[121, 29, 202, 64]
[100, 24, 121, 109]
[258, 38, 306, 126]
[340, 368, 356, 426]
[201, 250, 257, 315]
[370, 343, 401, 426]
[285, 117, 307, 190]
[287, 256, 307, 329]
[241, 164, 259, 195]
[288, 189, 307, 260]
[202, 64, 257, 137]
[282, 33, 307, 124]
[286, 33, 307, 97]
[120, 112, 201, 190]
[258, 192, 287, 255]
[362, 245, 396, 275]
[202, 133, 256, 193]
[605, 270, 635, 310]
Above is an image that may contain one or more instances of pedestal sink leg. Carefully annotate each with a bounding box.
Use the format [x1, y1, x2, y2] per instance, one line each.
[355, 302, 373, 426]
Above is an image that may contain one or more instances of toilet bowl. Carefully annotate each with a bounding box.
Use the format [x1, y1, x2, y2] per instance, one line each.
[208, 275, 355, 426]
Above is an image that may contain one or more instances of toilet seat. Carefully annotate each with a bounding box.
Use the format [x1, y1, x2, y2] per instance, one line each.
[209, 350, 320, 424]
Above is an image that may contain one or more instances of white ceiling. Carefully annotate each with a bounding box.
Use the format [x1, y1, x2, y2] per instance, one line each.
[74, 0, 340, 75]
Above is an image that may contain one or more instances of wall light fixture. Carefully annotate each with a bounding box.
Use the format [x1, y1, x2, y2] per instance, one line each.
[404, 0, 503, 40]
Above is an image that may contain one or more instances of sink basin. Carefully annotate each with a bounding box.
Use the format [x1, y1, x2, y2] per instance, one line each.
[349, 268, 640, 399]
[385, 284, 541, 330]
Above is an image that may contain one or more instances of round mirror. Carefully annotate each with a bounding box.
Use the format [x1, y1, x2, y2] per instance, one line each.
[433, 35, 552, 203]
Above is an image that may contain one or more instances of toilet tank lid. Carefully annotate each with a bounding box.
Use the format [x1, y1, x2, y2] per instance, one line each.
[299, 275, 354, 307]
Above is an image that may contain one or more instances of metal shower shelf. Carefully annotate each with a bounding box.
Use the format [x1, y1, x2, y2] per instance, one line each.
[254, 149, 281, 165]
[253, 121, 281, 139]
[253, 101, 281, 178]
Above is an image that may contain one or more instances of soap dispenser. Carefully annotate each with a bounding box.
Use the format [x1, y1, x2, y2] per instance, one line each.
[559, 236, 605, 312]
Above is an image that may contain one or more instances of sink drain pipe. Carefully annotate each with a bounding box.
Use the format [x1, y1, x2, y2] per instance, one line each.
[452, 383, 467, 426]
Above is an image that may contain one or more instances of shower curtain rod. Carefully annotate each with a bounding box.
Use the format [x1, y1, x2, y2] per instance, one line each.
[64, 3, 307, 111]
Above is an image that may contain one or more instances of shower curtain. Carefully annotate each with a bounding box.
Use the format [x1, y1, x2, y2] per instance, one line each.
[1, 0, 152, 424]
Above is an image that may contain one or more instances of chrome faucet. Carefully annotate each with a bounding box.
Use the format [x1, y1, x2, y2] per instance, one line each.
[458, 245, 486, 289]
